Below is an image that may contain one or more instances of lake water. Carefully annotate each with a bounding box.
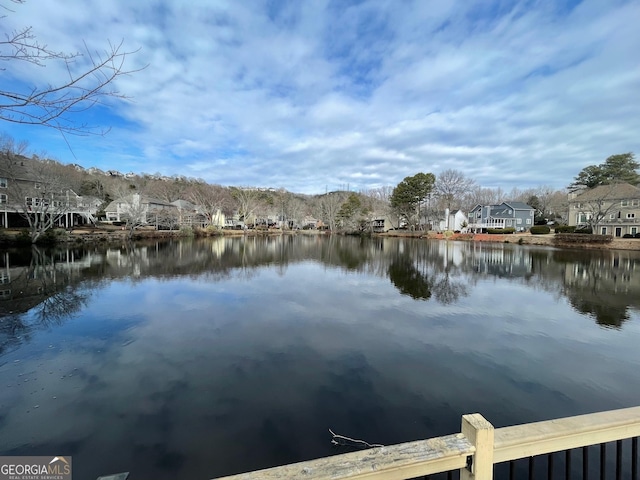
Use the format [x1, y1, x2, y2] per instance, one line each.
[1, 236, 640, 479]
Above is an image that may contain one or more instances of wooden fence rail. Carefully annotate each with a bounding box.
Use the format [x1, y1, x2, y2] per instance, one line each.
[213, 406, 640, 480]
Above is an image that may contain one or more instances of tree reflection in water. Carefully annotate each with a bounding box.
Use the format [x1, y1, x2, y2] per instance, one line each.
[0, 246, 91, 354]
[1, 236, 638, 351]
[388, 257, 433, 300]
[0, 236, 639, 480]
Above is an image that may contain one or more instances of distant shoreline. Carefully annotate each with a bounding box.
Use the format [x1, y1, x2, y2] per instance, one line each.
[2, 227, 639, 251]
[378, 230, 640, 251]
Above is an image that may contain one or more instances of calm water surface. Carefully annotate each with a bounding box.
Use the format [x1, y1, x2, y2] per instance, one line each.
[1, 236, 640, 479]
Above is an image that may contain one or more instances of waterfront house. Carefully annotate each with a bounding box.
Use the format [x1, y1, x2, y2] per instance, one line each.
[368, 215, 395, 232]
[104, 194, 178, 227]
[0, 154, 100, 228]
[468, 202, 535, 232]
[568, 183, 640, 237]
[170, 199, 224, 228]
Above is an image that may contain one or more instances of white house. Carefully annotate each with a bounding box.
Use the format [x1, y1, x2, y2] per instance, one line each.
[438, 209, 469, 232]
[104, 194, 177, 226]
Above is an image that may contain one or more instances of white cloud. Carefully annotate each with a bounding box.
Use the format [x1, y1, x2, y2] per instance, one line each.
[2, 0, 639, 194]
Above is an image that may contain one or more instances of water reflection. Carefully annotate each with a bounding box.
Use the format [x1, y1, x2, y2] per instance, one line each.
[0, 247, 97, 355]
[545, 249, 640, 328]
[2, 237, 640, 335]
[0, 237, 639, 479]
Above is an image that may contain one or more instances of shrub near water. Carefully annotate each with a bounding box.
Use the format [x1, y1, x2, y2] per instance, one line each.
[487, 227, 515, 234]
[554, 225, 576, 233]
[530, 225, 551, 235]
[554, 233, 612, 244]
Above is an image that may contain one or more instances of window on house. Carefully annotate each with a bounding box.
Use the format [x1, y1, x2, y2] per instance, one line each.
[578, 213, 592, 223]
[601, 227, 607, 235]
[632, 200, 639, 206]
[576, 203, 582, 208]
[34, 183, 42, 189]
[610, 213, 616, 219]
[0, 178, 7, 188]
[621, 200, 629, 207]
[0, 194, 6, 204]
[517, 218, 522, 224]
[526, 219, 532, 224]
[627, 213, 636, 219]
[632, 227, 638, 235]
[26, 197, 48, 207]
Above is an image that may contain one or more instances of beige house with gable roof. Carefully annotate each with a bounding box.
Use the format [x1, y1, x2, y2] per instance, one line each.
[568, 183, 640, 237]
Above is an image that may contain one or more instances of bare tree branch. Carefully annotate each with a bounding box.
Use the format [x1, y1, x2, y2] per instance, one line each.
[328, 429, 384, 449]
[1, 2, 144, 135]
[434, 169, 475, 211]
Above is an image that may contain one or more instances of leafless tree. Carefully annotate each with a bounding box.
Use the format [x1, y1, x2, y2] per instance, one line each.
[144, 177, 186, 202]
[0, 131, 28, 155]
[285, 195, 306, 229]
[531, 186, 556, 218]
[435, 169, 475, 210]
[463, 186, 507, 211]
[316, 191, 346, 231]
[548, 190, 569, 224]
[0, 150, 76, 242]
[188, 183, 231, 227]
[110, 187, 149, 238]
[360, 186, 394, 203]
[576, 184, 620, 232]
[230, 187, 262, 227]
[154, 207, 180, 230]
[271, 188, 291, 229]
[1, 0, 141, 135]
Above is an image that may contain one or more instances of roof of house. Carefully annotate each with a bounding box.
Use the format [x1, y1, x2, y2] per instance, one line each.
[171, 199, 196, 210]
[490, 205, 513, 217]
[503, 201, 534, 210]
[0, 154, 40, 182]
[105, 194, 175, 212]
[571, 183, 640, 202]
[470, 202, 533, 213]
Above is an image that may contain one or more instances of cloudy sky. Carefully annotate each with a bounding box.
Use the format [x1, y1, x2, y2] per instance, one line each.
[1, 0, 639, 194]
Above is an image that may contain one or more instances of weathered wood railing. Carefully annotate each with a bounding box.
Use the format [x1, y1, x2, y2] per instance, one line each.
[212, 406, 640, 480]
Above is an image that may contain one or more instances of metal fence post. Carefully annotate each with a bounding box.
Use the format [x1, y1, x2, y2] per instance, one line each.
[461, 413, 495, 480]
